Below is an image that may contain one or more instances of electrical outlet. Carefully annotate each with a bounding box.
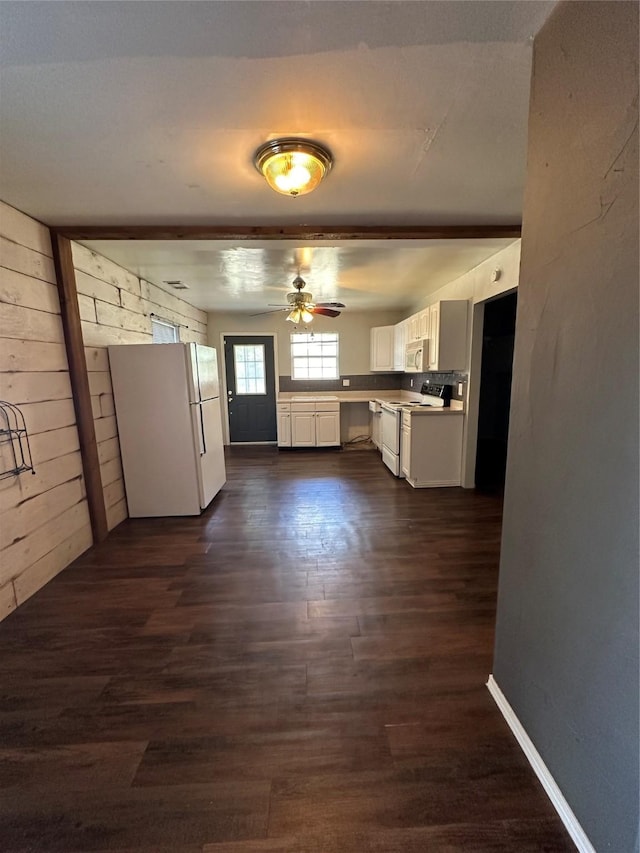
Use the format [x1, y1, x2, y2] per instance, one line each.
[342, 379, 350, 387]
[410, 379, 414, 387]
[458, 382, 464, 395]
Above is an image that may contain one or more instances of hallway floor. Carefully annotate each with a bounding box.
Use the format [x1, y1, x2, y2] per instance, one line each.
[0, 447, 574, 852]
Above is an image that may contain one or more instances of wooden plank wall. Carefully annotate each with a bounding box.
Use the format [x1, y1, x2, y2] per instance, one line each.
[0, 202, 92, 619]
[0, 202, 209, 622]
[70, 243, 208, 532]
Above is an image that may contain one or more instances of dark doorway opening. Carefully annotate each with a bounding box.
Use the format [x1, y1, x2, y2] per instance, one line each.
[475, 291, 517, 492]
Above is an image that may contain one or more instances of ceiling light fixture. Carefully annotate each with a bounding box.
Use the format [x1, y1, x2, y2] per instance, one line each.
[253, 138, 333, 197]
[286, 306, 314, 324]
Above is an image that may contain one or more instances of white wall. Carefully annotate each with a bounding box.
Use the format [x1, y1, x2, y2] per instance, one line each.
[207, 308, 403, 377]
[0, 202, 91, 618]
[409, 240, 521, 314]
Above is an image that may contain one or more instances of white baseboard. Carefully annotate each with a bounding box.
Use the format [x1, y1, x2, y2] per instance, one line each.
[486, 674, 595, 853]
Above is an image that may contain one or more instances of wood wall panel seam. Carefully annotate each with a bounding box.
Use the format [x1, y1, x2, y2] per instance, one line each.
[50, 232, 108, 543]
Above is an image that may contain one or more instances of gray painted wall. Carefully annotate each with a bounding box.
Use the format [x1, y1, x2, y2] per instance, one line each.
[493, 3, 639, 851]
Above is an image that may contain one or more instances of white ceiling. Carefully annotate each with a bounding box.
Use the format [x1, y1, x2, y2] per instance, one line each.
[0, 0, 555, 312]
[82, 238, 517, 312]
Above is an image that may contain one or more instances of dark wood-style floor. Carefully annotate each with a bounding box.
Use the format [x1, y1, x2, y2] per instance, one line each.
[0, 447, 574, 852]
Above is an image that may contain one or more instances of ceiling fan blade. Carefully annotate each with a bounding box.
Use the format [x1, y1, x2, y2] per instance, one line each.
[315, 301, 345, 308]
[312, 307, 341, 318]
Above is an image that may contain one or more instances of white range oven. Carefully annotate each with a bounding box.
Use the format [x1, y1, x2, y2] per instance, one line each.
[380, 384, 453, 477]
[381, 400, 407, 476]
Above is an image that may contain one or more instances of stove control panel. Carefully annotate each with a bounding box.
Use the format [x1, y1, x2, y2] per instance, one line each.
[420, 383, 452, 405]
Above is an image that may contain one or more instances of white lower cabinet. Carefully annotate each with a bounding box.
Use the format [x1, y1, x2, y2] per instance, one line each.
[291, 410, 316, 446]
[316, 410, 340, 446]
[278, 400, 341, 448]
[277, 404, 291, 447]
[401, 421, 411, 477]
[401, 410, 464, 487]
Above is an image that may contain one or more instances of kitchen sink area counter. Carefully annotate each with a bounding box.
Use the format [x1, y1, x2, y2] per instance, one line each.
[277, 396, 342, 448]
[277, 391, 424, 450]
[277, 391, 421, 404]
[277, 390, 465, 471]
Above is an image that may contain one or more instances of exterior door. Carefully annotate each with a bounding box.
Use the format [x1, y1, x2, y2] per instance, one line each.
[224, 335, 277, 443]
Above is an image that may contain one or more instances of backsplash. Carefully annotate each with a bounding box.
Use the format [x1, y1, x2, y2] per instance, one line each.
[279, 372, 467, 401]
[279, 374, 403, 392]
[401, 372, 468, 402]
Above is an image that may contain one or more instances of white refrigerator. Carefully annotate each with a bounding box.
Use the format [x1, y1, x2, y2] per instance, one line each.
[108, 343, 227, 517]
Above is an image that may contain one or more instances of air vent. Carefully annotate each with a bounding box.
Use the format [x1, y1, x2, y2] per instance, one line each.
[164, 280, 189, 290]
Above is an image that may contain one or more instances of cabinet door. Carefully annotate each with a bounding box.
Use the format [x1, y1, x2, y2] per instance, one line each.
[316, 412, 340, 447]
[393, 320, 407, 371]
[428, 303, 440, 369]
[401, 424, 411, 476]
[408, 314, 420, 342]
[277, 412, 291, 447]
[371, 411, 381, 449]
[291, 411, 316, 446]
[418, 307, 430, 340]
[370, 326, 395, 371]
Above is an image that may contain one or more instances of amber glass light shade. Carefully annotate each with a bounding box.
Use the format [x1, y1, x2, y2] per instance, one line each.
[286, 306, 314, 324]
[254, 138, 333, 197]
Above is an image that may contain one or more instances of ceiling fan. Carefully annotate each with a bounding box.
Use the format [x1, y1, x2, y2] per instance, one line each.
[253, 275, 345, 324]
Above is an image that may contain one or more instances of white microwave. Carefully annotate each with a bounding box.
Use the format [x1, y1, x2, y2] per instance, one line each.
[405, 339, 429, 372]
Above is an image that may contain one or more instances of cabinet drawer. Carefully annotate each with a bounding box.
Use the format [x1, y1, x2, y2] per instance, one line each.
[291, 402, 316, 412]
[402, 411, 412, 427]
[277, 403, 291, 412]
[315, 402, 340, 412]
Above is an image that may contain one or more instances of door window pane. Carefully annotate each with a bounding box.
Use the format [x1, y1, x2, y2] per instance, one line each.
[234, 344, 266, 394]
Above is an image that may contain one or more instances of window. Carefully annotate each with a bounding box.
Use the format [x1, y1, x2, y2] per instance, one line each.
[290, 332, 339, 380]
[151, 317, 179, 343]
[234, 344, 266, 394]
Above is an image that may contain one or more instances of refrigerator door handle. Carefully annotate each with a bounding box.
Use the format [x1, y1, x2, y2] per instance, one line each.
[198, 405, 207, 456]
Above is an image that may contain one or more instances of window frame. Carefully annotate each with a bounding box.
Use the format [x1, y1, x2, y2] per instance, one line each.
[290, 332, 340, 381]
[233, 342, 267, 395]
[151, 317, 180, 343]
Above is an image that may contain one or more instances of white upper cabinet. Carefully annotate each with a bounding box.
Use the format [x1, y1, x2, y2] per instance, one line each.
[393, 319, 408, 371]
[406, 307, 430, 344]
[371, 325, 398, 371]
[427, 300, 468, 371]
[418, 307, 430, 340]
[374, 300, 468, 373]
[408, 314, 420, 343]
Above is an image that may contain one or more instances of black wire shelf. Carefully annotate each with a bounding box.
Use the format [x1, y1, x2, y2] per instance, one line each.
[0, 401, 36, 480]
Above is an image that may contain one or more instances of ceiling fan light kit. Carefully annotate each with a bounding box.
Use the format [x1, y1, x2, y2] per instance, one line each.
[286, 306, 314, 324]
[253, 138, 333, 197]
[252, 274, 345, 324]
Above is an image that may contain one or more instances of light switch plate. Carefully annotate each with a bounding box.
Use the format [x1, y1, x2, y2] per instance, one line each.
[342, 379, 350, 387]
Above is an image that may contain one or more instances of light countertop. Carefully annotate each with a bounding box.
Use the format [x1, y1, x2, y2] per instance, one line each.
[277, 390, 464, 411]
[401, 404, 464, 415]
[278, 390, 419, 404]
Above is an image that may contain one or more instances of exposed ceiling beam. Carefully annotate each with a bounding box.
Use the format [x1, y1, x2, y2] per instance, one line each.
[53, 224, 521, 241]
